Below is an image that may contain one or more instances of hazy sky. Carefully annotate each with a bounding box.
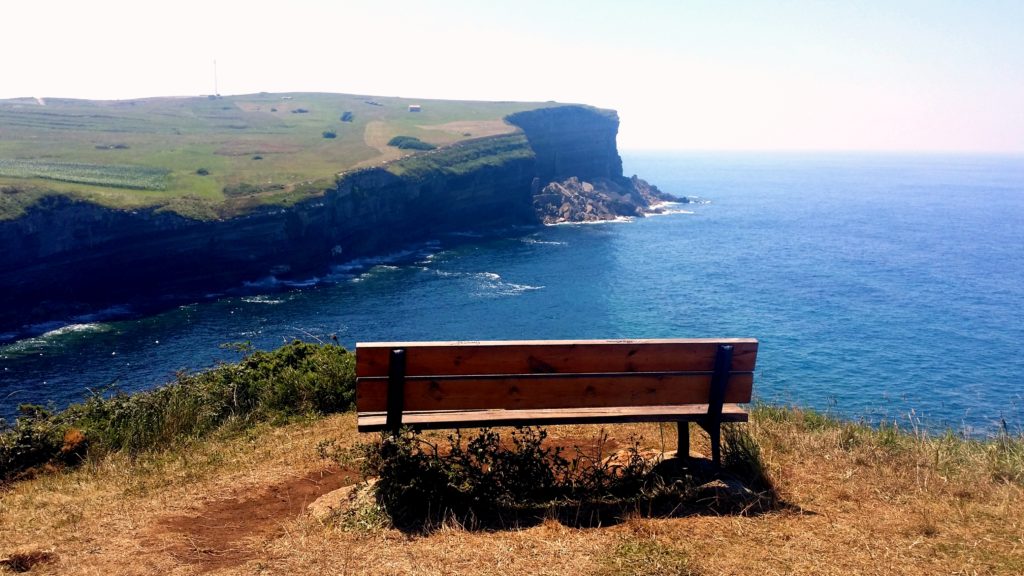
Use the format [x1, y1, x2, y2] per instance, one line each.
[4, 0, 1023, 152]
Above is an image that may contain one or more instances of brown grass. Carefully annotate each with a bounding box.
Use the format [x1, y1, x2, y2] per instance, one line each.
[418, 120, 516, 139]
[1, 410, 1022, 575]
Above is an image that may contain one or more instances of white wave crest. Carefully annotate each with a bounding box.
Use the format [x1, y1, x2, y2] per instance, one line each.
[545, 216, 635, 227]
[520, 237, 568, 246]
[241, 295, 285, 305]
[40, 323, 111, 338]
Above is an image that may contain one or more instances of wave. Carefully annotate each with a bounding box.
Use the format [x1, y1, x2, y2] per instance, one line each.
[1, 322, 113, 354]
[242, 276, 285, 290]
[646, 206, 696, 217]
[350, 264, 406, 283]
[422, 268, 544, 297]
[41, 323, 112, 338]
[241, 275, 320, 291]
[545, 216, 636, 227]
[470, 271, 544, 297]
[241, 295, 286, 305]
[520, 237, 568, 246]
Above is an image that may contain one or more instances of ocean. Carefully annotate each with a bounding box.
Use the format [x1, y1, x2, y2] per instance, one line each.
[2, 152, 1023, 434]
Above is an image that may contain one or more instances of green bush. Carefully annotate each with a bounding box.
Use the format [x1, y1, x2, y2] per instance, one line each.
[1, 341, 355, 481]
[356, 427, 660, 530]
[0, 406, 67, 480]
[386, 136, 436, 150]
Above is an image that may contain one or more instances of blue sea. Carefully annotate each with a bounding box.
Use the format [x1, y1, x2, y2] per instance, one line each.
[3, 152, 1023, 435]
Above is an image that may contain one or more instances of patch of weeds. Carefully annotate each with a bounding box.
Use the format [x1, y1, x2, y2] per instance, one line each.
[722, 424, 776, 495]
[332, 483, 390, 533]
[752, 404, 791, 424]
[800, 409, 838, 432]
[875, 421, 907, 454]
[597, 538, 701, 576]
[838, 423, 862, 451]
[987, 420, 1024, 484]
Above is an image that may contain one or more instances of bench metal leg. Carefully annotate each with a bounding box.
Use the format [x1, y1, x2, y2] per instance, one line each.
[708, 423, 721, 470]
[385, 349, 407, 433]
[677, 421, 690, 461]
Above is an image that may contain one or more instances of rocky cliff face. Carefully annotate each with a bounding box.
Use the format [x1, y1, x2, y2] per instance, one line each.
[0, 105, 671, 335]
[506, 106, 623, 182]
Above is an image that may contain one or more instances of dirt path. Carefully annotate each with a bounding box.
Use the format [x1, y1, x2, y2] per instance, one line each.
[148, 466, 359, 573]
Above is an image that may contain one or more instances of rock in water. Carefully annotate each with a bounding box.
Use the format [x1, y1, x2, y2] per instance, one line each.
[533, 175, 679, 224]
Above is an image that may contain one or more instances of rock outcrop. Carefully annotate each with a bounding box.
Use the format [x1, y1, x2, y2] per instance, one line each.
[533, 175, 677, 225]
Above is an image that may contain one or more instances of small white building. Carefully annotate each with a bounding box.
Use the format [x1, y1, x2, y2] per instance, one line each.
[408, 104, 421, 112]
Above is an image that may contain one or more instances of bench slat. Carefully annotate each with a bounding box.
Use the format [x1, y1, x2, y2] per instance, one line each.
[357, 404, 749, 432]
[356, 339, 758, 377]
[356, 372, 753, 412]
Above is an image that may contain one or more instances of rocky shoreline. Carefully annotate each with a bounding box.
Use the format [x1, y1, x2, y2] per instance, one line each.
[532, 175, 683, 224]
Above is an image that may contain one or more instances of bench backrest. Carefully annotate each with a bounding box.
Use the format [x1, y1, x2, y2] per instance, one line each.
[356, 339, 758, 415]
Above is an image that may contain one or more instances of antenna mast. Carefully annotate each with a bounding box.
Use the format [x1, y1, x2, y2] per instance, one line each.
[213, 59, 219, 96]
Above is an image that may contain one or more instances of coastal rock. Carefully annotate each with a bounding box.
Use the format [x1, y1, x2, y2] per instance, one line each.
[694, 476, 758, 509]
[307, 478, 378, 522]
[533, 175, 677, 225]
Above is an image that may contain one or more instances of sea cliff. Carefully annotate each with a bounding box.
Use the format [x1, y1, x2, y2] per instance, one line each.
[0, 105, 670, 335]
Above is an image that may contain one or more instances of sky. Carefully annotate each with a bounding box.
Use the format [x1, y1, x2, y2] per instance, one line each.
[3, 0, 1023, 152]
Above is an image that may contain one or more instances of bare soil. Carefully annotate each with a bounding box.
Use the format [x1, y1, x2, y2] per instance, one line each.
[149, 466, 359, 573]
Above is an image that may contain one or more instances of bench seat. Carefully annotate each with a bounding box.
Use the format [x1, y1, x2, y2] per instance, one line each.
[357, 404, 749, 431]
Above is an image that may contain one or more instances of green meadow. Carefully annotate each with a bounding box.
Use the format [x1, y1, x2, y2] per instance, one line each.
[0, 93, 556, 220]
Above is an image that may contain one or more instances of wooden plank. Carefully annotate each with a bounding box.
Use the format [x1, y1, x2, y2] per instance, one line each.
[357, 404, 750, 432]
[356, 372, 753, 412]
[356, 339, 758, 377]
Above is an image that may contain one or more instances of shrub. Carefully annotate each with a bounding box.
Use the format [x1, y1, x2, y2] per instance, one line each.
[322, 130, 337, 139]
[341, 112, 354, 122]
[355, 427, 661, 530]
[386, 136, 436, 150]
[1, 341, 356, 481]
[0, 405, 67, 480]
[196, 168, 210, 176]
[292, 108, 310, 114]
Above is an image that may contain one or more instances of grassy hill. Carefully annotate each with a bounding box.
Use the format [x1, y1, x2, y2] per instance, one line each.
[0, 93, 557, 220]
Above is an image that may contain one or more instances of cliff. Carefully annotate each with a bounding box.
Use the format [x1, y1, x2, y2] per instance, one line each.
[0, 105, 669, 336]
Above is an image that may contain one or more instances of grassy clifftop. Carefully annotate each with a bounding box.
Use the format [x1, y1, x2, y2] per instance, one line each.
[0, 93, 559, 220]
[1, 341, 1022, 574]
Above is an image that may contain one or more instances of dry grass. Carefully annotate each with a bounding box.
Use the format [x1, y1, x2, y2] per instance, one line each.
[418, 120, 517, 139]
[2, 409, 1022, 575]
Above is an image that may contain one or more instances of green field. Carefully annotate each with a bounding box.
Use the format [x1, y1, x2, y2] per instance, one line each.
[0, 93, 557, 220]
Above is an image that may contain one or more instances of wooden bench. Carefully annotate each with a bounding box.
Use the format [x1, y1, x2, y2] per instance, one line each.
[355, 338, 758, 467]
